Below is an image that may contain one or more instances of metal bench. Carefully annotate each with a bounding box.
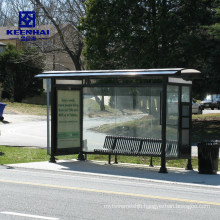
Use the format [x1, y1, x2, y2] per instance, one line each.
[92, 135, 178, 165]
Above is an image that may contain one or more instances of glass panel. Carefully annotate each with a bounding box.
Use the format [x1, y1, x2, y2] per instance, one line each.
[167, 85, 179, 125]
[166, 85, 179, 142]
[182, 105, 189, 116]
[182, 117, 189, 129]
[83, 86, 162, 152]
[182, 130, 189, 145]
[182, 86, 190, 102]
[166, 125, 178, 141]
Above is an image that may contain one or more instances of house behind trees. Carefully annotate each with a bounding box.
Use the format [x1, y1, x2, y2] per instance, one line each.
[0, 24, 77, 103]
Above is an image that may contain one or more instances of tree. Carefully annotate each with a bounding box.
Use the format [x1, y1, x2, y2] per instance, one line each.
[80, 0, 150, 69]
[80, 1, 217, 72]
[0, 0, 35, 26]
[0, 0, 85, 70]
[192, 0, 220, 98]
[32, 0, 85, 70]
[0, 44, 44, 102]
[81, 0, 220, 98]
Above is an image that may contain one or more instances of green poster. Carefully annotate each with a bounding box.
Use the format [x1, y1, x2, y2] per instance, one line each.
[57, 90, 80, 149]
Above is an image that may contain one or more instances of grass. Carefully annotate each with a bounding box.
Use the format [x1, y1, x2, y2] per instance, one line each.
[192, 113, 220, 120]
[1, 146, 219, 171]
[0, 146, 75, 164]
[3, 99, 109, 117]
[192, 113, 220, 143]
[2, 101, 49, 115]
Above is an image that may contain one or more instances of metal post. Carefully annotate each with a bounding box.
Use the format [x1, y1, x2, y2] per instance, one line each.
[186, 159, 193, 170]
[50, 78, 56, 163]
[108, 155, 111, 164]
[46, 79, 50, 155]
[150, 157, 154, 167]
[159, 77, 168, 173]
[186, 87, 193, 170]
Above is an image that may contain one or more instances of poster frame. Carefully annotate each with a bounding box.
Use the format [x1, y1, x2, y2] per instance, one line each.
[52, 84, 83, 156]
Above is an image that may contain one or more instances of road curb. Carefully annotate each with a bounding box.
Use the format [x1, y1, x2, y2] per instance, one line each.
[6, 160, 220, 189]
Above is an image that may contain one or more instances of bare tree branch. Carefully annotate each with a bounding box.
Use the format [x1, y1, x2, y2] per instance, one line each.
[33, 0, 84, 70]
[1, 0, 85, 70]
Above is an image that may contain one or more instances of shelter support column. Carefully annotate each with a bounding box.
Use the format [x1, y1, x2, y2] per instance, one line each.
[186, 89, 193, 170]
[50, 78, 56, 163]
[46, 79, 50, 155]
[159, 77, 168, 173]
[186, 159, 193, 170]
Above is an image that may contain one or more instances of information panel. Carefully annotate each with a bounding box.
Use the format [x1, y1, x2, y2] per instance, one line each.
[57, 90, 81, 151]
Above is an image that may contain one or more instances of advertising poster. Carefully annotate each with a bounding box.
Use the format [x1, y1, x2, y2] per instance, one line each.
[57, 90, 80, 150]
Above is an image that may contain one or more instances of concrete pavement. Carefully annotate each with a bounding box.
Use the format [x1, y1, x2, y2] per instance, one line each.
[7, 159, 220, 188]
[0, 113, 47, 147]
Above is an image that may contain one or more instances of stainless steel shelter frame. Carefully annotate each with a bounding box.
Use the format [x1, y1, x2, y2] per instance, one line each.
[36, 68, 201, 173]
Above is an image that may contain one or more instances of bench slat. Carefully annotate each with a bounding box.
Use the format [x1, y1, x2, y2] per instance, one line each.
[94, 135, 178, 158]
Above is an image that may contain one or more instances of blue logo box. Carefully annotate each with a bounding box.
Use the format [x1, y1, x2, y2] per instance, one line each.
[19, 11, 36, 28]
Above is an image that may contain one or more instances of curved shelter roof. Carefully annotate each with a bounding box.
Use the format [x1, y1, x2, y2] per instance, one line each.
[35, 68, 201, 80]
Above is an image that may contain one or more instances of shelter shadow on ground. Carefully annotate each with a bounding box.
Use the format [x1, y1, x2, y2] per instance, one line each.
[25, 159, 220, 187]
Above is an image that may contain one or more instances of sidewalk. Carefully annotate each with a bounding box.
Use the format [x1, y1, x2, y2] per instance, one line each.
[7, 159, 220, 188]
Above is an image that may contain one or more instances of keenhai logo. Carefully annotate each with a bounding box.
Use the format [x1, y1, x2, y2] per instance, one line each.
[19, 11, 36, 28]
[6, 11, 50, 41]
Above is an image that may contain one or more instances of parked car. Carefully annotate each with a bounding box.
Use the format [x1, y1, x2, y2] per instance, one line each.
[192, 99, 202, 114]
[168, 98, 202, 114]
[212, 94, 220, 109]
[200, 94, 220, 110]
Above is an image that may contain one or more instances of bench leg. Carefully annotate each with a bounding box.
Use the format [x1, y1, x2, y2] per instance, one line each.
[85, 153, 87, 161]
[77, 152, 85, 161]
[108, 155, 111, 164]
[149, 157, 154, 167]
[186, 159, 193, 170]
[49, 154, 56, 163]
[114, 155, 118, 164]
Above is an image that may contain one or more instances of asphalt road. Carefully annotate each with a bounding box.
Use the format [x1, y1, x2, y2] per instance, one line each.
[0, 166, 219, 220]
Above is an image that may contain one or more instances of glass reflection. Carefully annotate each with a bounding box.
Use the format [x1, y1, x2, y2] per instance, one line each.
[83, 87, 162, 152]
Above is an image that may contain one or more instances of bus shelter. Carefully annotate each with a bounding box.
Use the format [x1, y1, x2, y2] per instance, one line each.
[36, 68, 201, 173]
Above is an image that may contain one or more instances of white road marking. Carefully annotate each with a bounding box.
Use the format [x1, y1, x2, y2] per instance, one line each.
[0, 211, 59, 220]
